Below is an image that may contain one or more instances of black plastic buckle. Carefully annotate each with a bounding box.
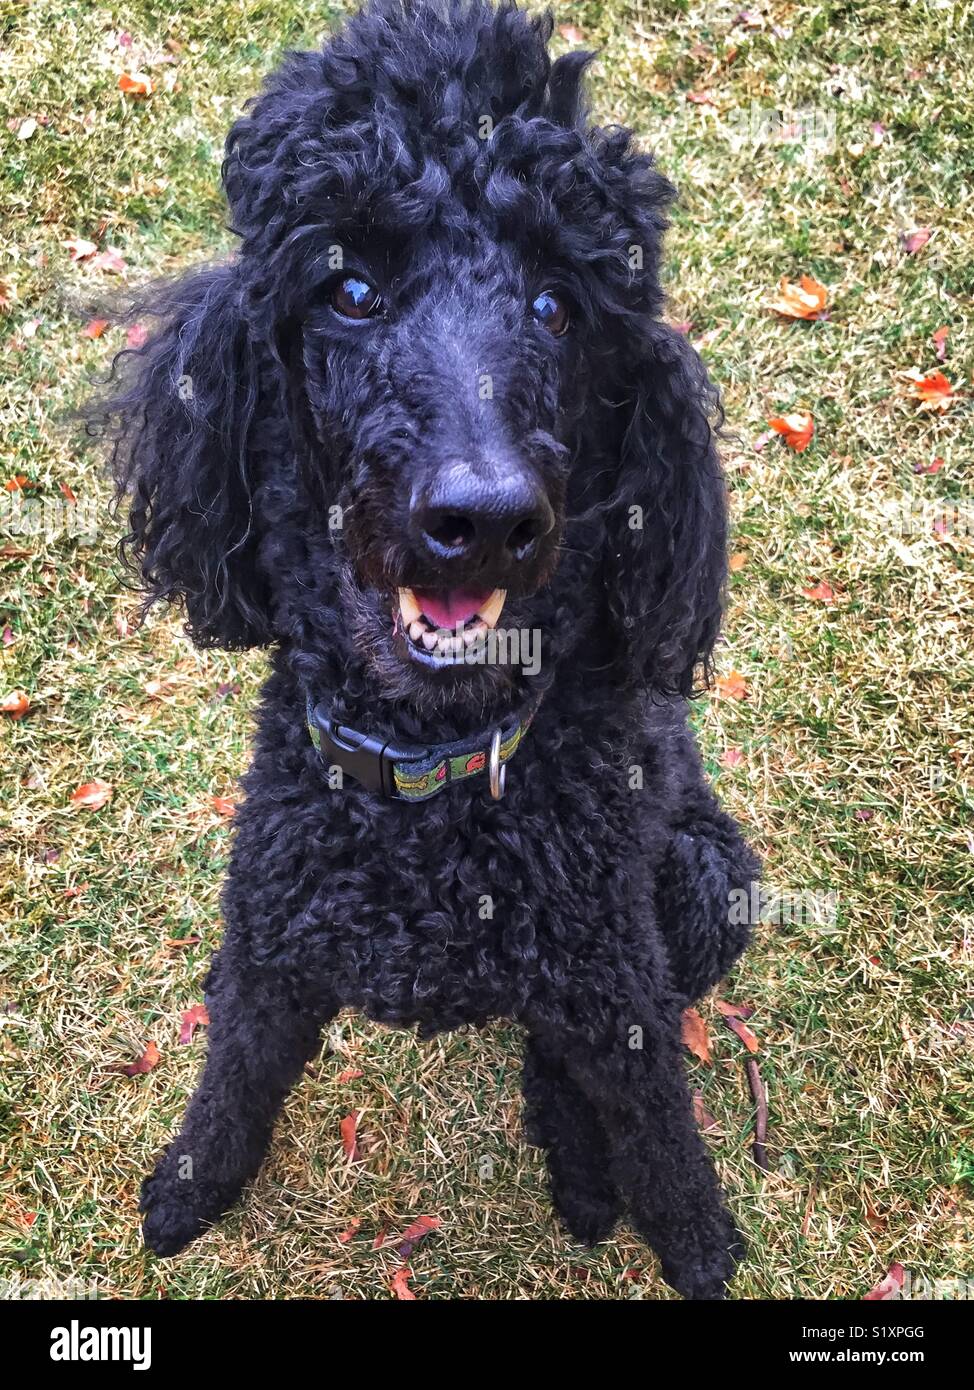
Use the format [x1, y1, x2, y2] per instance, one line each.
[309, 705, 425, 799]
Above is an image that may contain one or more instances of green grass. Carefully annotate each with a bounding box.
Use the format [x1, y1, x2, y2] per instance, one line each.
[2, 0, 973, 1300]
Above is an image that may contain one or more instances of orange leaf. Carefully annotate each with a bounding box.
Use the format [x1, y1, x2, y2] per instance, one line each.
[1, 690, 30, 720]
[340, 1111, 360, 1161]
[212, 795, 236, 817]
[121, 1040, 160, 1077]
[768, 410, 814, 452]
[83, 319, 109, 339]
[118, 72, 153, 97]
[5, 475, 30, 491]
[337, 1067, 363, 1084]
[692, 1090, 717, 1129]
[390, 1265, 416, 1300]
[337, 1218, 361, 1244]
[715, 998, 755, 1019]
[397, 1214, 440, 1257]
[681, 1007, 712, 1065]
[768, 274, 828, 320]
[59, 481, 77, 503]
[931, 325, 949, 362]
[178, 1003, 210, 1045]
[728, 551, 748, 572]
[70, 779, 113, 810]
[715, 669, 748, 701]
[864, 1263, 905, 1301]
[802, 580, 836, 604]
[723, 1014, 760, 1053]
[719, 746, 744, 768]
[898, 368, 957, 412]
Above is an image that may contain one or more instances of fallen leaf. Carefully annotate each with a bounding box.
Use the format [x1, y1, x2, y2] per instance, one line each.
[723, 1014, 760, 1053]
[863, 1262, 905, 1301]
[681, 1007, 712, 1065]
[768, 410, 815, 452]
[914, 456, 944, 475]
[932, 325, 949, 362]
[397, 1214, 440, 1258]
[390, 1265, 416, 1300]
[118, 72, 153, 97]
[21, 318, 40, 338]
[91, 248, 126, 275]
[768, 275, 828, 320]
[70, 779, 113, 810]
[3, 627, 15, 647]
[557, 24, 586, 43]
[715, 669, 748, 701]
[865, 1204, 887, 1234]
[686, 90, 717, 105]
[212, 795, 235, 818]
[753, 428, 776, 452]
[901, 228, 931, 255]
[897, 368, 957, 412]
[83, 319, 109, 339]
[337, 1067, 363, 1084]
[372, 1228, 387, 1250]
[337, 1218, 361, 1244]
[6, 475, 30, 491]
[126, 322, 148, 349]
[165, 935, 201, 949]
[1, 690, 30, 720]
[855, 808, 875, 822]
[720, 747, 744, 768]
[715, 998, 755, 1019]
[0, 282, 13, 313]
[64, 238, 98, 262]
[59, 482, 77, 503]
[178, 1003, 210, 1045]
[18, 117, 38, 140]
[801, 580, 836, 604]
[729, 551, 748, 572]
[340, 1111, 360, 1161]
[692, 1091, 717, 1129]
[121, 1040, 160, 1077]
[63, 883, 89, 900]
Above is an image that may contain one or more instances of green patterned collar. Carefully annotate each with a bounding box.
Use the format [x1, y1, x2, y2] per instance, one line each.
[306, 697, 538, 802]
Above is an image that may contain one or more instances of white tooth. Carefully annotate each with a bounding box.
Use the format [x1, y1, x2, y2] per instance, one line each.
[437, 634, 461, 656]
[422, 629, 438, 651]
[478, 589, 506, 629]
[409, 620, 426, 642]
[463, 622, 486, 646]
[398, 587, 421, 625]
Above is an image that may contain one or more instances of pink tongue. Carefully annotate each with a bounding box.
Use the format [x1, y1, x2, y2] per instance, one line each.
[414, 587, 494, 629]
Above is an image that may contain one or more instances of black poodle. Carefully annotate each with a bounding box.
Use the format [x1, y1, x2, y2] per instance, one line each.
[100, 0, 760, 1299]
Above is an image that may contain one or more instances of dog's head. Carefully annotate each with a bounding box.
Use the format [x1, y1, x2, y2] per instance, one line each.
[104, 0, 727, 724]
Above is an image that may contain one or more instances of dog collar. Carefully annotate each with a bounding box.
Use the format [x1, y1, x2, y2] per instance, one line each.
[306, 697, 538, 802]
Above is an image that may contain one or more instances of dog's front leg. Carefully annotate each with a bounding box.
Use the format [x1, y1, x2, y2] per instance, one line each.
[521, 1033, 623, 1246]
[533, 985, 742, 1300]
[140, 956, 332, 1256]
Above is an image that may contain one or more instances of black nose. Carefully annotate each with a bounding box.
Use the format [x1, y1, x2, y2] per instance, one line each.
[412, 461, 554, 566]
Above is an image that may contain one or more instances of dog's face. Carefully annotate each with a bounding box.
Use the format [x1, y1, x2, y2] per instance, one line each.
[110, 1, 728, 723]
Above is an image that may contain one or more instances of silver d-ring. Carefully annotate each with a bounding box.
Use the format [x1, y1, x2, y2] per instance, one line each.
[489, 729, 507, 800]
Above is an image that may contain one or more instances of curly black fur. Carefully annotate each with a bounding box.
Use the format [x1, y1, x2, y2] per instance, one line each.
[97, 0, 760, 1299]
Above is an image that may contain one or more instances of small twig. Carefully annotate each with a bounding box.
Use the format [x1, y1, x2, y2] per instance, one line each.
[745, 1057, 769, 1172]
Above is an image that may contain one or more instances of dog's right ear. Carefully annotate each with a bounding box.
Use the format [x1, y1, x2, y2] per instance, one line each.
[99, 264, 272, 649]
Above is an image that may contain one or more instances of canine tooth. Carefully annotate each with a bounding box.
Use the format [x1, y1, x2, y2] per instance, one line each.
[437, 634, 461, 656]
[421, 629, 438, 651]
[398, 588, 421, 625]
[478, 589, 506, 629]
[408, 620, 426, 642]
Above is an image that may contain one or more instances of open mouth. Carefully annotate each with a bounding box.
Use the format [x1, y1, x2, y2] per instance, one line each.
[397, 586, 506, 667]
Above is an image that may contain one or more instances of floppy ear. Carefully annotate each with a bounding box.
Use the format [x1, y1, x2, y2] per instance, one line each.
[603, 323, 728, 696]
[101, 264, 272, 649]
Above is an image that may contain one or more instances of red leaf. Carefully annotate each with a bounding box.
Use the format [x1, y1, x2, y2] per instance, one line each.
[337, 1067, 363, 1084]
[802, 580, 836, 604]
[720, 747, 744, 768]
[118, 72, 153, 97]
[681, 1007, 712, 1065]
[390, 1265, 416, 1300]
[901, 228, 931, 255]
[121, 1040, 160, 1077]
[914, 455, 944, 476]
[768, 410, 815, 452]
[340, 1111, 360, 1161]
[59, 481, 77, 502]
[863, 1263, 905, 1301]
[178, 1003, 210, 1045]
[397, 1214, 440, 1258]
[931, 325, 949, 362]
[723, 1014, 760, 1053]
[83, 319, 109, 339]
[337, 1218, 361, 1244]
[715, 998, 755, 1019]
[70, 779, 113, 810]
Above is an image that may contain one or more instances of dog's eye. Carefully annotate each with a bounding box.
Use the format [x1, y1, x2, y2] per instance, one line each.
[531, 290, 570, 337]
[332, 276, 381, 321]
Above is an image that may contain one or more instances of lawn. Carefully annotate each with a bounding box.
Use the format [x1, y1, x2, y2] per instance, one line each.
[1, 0, 972, 1300]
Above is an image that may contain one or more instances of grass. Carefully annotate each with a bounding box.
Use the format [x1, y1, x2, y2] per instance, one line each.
[1, 0, 973, 1300]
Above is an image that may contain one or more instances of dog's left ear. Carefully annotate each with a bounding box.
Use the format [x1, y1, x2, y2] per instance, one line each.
[602, 323, 728, 696]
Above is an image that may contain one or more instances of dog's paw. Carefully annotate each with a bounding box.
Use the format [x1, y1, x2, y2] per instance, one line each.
[656, 1213, 745, 1301]
[139, 1151, 243, 1257]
